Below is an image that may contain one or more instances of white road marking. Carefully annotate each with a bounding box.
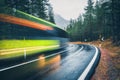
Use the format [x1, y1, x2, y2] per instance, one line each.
[24, 48, 26, 59]
[0, 49, 67, 72]
[0, 44, 82, 72]
[1, 45, 59, 55]
[78, 46, 99, 80]
[63, 45, 84, 60]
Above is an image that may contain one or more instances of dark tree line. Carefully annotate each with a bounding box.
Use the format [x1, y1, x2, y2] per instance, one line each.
[0, 0, 56, 39]
[1, 0, 55, 23]
[111, 0, 120, 45]
[67, 0, 120, 46]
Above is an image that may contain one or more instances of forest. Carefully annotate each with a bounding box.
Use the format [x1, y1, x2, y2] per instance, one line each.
[0, 0, 57, 39]
[2, 0, 55, 23]
[0, 0, 120, 46]
[66, 0, 120, 46]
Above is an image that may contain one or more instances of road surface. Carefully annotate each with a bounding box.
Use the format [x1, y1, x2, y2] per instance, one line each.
[0, 44, 100, 80]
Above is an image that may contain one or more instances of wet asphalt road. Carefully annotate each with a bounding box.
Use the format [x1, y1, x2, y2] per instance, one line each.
[0, 44, 100, 80]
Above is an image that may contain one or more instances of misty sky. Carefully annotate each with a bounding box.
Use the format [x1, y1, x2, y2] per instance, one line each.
[49, 0, 88, 20]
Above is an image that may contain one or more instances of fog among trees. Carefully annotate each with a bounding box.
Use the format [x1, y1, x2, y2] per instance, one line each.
[67, 0, 120, 46]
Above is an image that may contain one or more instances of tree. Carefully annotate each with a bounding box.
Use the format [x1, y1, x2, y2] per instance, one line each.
[47, 4, 55, 23]
[83, 0, 94, 41]
[4, 0, 55, 22]
[111, 0, 120, 45]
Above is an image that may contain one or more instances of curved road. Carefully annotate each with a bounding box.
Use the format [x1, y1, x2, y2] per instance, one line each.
[0, 44, 100, 80]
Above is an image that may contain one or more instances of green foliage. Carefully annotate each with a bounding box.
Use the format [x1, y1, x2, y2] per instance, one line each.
[67, 15, 84, 41]
[111, 0, 120, 45]
[47, 4, 55, 23]
[2, 0, 55, 23]
[67, 0, 120, 45]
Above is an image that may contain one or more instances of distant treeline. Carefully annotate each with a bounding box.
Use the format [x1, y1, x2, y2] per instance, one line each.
[67, 0, 120, 46]
[0, 0, 60, 39]
[0, 0, 55, 23]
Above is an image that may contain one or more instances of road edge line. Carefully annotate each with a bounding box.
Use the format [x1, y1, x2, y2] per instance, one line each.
[0, 44, 79, 72]
[78, 45, 99, 80]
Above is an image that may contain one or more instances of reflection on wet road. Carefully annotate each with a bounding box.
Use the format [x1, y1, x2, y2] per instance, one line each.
[38, 54, 61, 69]
[0, 44, 100, 80]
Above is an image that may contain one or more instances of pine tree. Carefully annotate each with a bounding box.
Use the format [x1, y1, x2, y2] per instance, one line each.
[84, 0, 94, 41]
[111, 0, 120, 45]
[4, 0, 55, 22]
[47, 4, 55, 23]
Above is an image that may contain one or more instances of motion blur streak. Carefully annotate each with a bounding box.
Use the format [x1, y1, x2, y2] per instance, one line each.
[38, 54, 60, 68]
[0, 14, 53, 30]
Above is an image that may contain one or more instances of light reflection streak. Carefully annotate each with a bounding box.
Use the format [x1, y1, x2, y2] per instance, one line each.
[0, 14, 53, 30]
[38, 54, 61, 69]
